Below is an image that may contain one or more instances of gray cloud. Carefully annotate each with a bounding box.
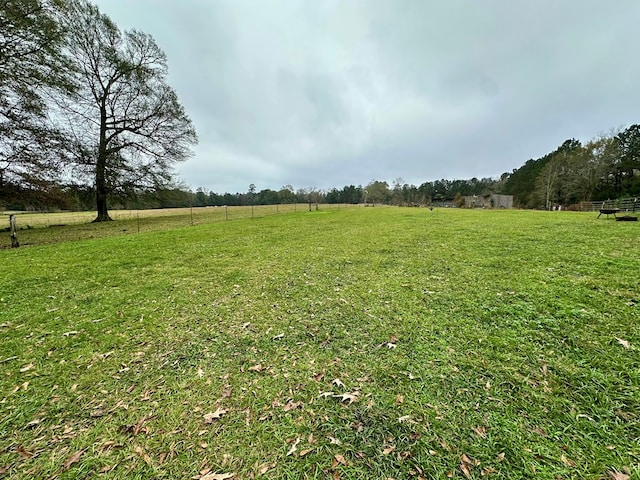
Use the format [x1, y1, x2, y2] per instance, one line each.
[93, 0, 640, 192]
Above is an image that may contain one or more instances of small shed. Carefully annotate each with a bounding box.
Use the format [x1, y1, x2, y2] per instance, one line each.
[464, 194, 513, 209]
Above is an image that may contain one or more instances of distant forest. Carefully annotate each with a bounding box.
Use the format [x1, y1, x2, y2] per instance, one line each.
[4, 123, 639, 212]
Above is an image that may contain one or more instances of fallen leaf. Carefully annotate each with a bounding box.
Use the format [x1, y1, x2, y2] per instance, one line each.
[609, 471, 630, 480]
[248, 364, 266, 372]
[560, 455, 575, 467]
[283, 400, 303, 412]
[460, 454, 477, 479]
[200, 473, 235, 480]
[298, 448, 312, 457]
[62, 450, 83, 470]
[397, 415, 413, 424]
[319, 391, 335, 398]
[26, 418, 43, 428]
[132, 416, 152, 435]
[382, 446, 396, 455]
[134, 445, 152, 465]
[328, 436, 342, 445]
[272, 333, 284, 340]
[472, 426, 487, 438]
[332, 378, 345, 389]
[333, 391, 359, 404]
[256, 462, 275, 475]
[460, 462, 472, 479]
[395, 394, 404, 405]
[286, 437, 300, 456]
[20, 364, 34, 373]
[496, 452, 505, 462]
[197, 367, 204, 378]
[203, 408, 228, 423]
[0, 466, 9, 475]
[615, 337, 630, 349]
[16, 446, 34, 459]
[256, 462, 276, 475]
[63, 331, 78, 337]
[333, 454, 347, 466]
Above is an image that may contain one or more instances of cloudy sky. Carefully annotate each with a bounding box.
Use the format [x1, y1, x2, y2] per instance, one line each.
[93, 0, 640, 194]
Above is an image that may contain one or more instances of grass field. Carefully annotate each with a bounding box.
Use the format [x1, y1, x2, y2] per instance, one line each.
[1, 207, 638, 479]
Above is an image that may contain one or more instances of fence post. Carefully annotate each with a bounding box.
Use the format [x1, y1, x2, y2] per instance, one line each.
[9, 214, 19, 248]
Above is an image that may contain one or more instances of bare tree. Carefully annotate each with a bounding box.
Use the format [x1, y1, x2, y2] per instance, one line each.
[58, 0, 197, 221]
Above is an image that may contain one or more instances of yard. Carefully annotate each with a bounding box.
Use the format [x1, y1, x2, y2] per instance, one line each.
[1, 207, 638, 479]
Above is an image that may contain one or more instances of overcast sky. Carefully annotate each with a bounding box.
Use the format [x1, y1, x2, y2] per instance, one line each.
[93, 0, 640, 194]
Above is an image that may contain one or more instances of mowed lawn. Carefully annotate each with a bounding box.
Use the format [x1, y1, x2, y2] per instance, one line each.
[0, 207, 638, 479]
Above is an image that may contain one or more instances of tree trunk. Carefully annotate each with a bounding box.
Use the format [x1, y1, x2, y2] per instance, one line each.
[93, 103, 112, 222]
[94, 184, 112, 222]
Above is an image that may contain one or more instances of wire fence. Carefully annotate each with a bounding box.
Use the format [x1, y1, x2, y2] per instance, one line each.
[578, 198, 639, 212]
[1, 203, 358, 248]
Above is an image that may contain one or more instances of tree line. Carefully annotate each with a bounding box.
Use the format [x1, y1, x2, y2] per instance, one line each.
[503, 126, 640, 208]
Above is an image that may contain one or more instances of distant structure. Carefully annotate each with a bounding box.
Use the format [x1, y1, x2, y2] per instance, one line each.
[463, 194, 513, 209]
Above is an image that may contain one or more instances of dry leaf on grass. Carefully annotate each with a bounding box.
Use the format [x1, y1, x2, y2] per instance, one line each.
[459, 454, 475, 479]
[20, 363, 34, 373]
[615, 337, 630, 349]
[472, 426, 487, 438]
[16, 446, 34, 459]
[203, 408, 227, 423]
[560, 454, 575, 467]
[62, 450, 83, 471]
[333, 454, 347, 466]
[333, 391, 359, 404]
[286, 437, 300, 456]
[256, 462, 275, 475]
[134, 446, 152, 465]
[283, 400, 303, 412]
[199, 473, 235, 480]
[609, 471, 630, 480]
[332, 378, 345, 389]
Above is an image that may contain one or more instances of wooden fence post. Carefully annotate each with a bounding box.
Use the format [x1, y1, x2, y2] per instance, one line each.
[9, 214, 19, 248]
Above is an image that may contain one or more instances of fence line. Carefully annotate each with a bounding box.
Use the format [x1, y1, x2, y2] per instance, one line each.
[579, 198, 639, 212]
[1, 203, 358, 247]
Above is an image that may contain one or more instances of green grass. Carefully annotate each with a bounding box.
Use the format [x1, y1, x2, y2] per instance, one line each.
[1, 208, 638, 479]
